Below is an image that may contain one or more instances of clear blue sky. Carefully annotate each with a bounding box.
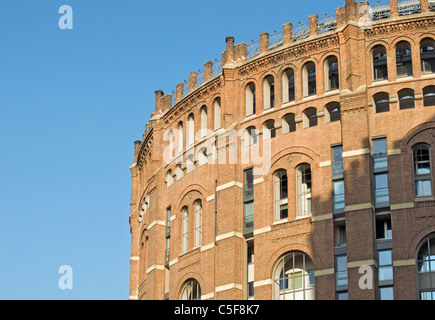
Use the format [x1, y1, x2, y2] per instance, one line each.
[0, 0, 345, 300]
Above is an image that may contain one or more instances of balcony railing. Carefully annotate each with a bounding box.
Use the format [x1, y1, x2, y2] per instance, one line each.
[318, 14, 338, 34]
[292, 22, 310, 42]
[247, 40, 261, 59]
[371, 0, 391, 20]
[398, 0, 421, 15]
[268, 31, 284, 49]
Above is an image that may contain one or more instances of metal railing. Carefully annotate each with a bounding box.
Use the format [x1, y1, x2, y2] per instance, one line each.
[318, 14, 338, 34]
[247, 40, 261, 59]
[182, 80, 189, 98]
[430, 0, 435, 11]
[196, 69, 205, 88]
[212, 59, 222, 77]
[268, 31, 284, 49]
[398, 0, 421, 15]
[371, 0, 391, 20]
[292, 22, 310, 42]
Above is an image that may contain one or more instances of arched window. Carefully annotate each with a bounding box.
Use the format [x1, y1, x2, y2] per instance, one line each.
[213, 98, 221, 131]
[373, 92, 390, 113]
[398, 88, 415, 109]
[420, 38, 435, 74]
[423, 85, 435, 107]
[372, 45, 388, 81]
[177, 122, 184, 154]
[167, 129, 175, 160]
[186, 154, 195, 173]
[139, 229, 148, 284]
[303, 108, 318, 128]
[274, 170, 288, 221]
[181, 279, 201, 300]
[413, 144, 433, 197]
[325, 102, 341, 123]
[200, 106, 207, 139]
[282, 113, 296, 134]
[246, 82, 256, 117]
[194, 200, 202, 247]
[296, 164, 312, 217]
[273, 252, 315, 300]
[181, 207, 189, 253]
[282, 68, 295, 103]
[176, 163, 184, 180]
[396, 41, 413, 77]
[417, 235, 435, 300]
[302, 62, 316, 97]
[166, 170, 174, 187]
[187, 114, 195, 147]
[198, 148, 208, 166]
[263, 75, 275, 110]
[245, 126, 257, 147]
[263, 120, 276, 140]
[324, 56, 339, 91]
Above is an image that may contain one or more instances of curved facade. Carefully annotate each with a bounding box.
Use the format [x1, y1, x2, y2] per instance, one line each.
[129, 0, 435, 300]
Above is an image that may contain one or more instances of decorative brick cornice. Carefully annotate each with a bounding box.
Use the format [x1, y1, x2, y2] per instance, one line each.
[365, 16, 435, 39]
[238, 36, 340, 76]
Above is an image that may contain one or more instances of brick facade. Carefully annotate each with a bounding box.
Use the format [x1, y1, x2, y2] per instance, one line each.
[129, 0, 435, 300]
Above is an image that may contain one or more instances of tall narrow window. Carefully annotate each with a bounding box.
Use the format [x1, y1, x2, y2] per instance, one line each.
[378, 250, 394, 300]
[396, 41, 413, 77]
[213, 98, 221, 131]
[335, 255, 348, 297]
[165, 207, 171, 268]
[303, 62, 316, 97]
[372, 45, 388, 81]
[263, 75, 275, 110]
[187, 114, 195, 147]
[200, 106, 207, 139]
[243, 168, 254, 235]
[263, 120, 276, 140]
[274, 170, 288, 221]
[413, 144, 433, 197]
[373, 92, 390, 113]
[373, 138, 390, 209]
[398, 88, 415, 109]
[324, 56, 339, 91]
[182, 207, 189, 253]
[247, 241, 255, 300]
[420, 38, 435, 74]
[296, 164, 312, 217]
[282, 113, 296, 134]
[194, 200, 202, 247]
[332, 145, 345, 214]
[177, 122, 184, 154]
[167, 170, 174, 188]
[282, 68, 295, 103]
[423, 85, 435, 107]
[246, 82, 256, 117]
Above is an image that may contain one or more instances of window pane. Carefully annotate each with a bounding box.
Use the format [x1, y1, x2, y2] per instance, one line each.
[380, 287, 394, 300]
[375, 173, 389, 189]
[379, 250, 392, 266]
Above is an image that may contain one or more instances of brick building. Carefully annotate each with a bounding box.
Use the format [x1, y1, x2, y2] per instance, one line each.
[128, 0, 435, 300]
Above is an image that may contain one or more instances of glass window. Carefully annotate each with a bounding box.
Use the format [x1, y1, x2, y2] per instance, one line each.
[420, 38, 435, 74]
[374, 92, 390, 113]
[180, 279, 201, 300]
[413, 144, 433, 197]
[273, 252, 315, 300]
[373, 138, 388, 172]
[332, 145, 344, 178]
[274, 170, 288, 221]
[380, 287, 394, 300]
[335, 255, 348, 290]
[396, 41, 413, 77]
[333, 180, 345, 214]
[297, 164, 312, 217]
[373, 45, 388, 81]
[375, 173, 390, 208]
[417, 236, 435, 300]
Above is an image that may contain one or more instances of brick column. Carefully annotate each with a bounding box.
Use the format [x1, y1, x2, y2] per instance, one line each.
[390, 0, 399, 17]
[260, 32, 269, 54]
[283, 22, 293, 44]
[309, 14, 318, 37]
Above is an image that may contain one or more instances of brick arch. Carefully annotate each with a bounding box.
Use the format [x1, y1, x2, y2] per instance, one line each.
[400, 121, 435, 150]
[176, 184, 207, 212]
[270, 146, 320, 170]
[407, 228, 435, 260]
[176, 272, 207, 300]
[391, 35, 417, 48]
[263, 243, 318, 282]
